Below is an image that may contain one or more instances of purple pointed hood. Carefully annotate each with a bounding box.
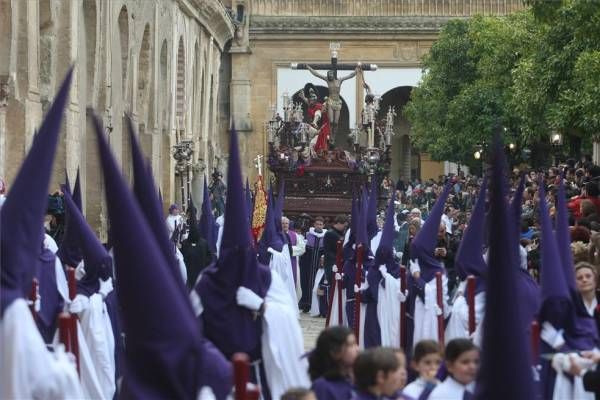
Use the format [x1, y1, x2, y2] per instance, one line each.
[374, 198, 396, 266]
[474, 135, 535, 400]
[538, 179, 572, 329]
[555, 175, 576, 295]
[409, 181, 452, 282]
[1, 69, 72, 317]
[92, 112, 231, 399]
[455, 177, 488, 292]
[199, 175, 218, 254]
[63, 191, 112, 297]
[258, 188, 284, 263]
[128, 116, 186, 294]
[196, 128, 271, 361]
[57, 171, 84, 268]
[356, 188, 370, 248]
[367, 178, 379, 240]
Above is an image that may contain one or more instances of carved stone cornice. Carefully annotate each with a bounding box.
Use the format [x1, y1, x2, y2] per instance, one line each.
[180, 0, 235, 50]
[250, 16, 458, 35]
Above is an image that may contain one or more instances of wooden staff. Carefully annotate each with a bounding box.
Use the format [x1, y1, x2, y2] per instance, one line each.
[325, 240, 344, 327]
[353, 244, 364, 343]
[531, 320, 540, 365]
[29, 278, 38, 319]
[399, 266, 407, 350]
[67, 267, 80, 375]
[58, 312, 71, 353]
[435, 272, 445, 345]
[466, 275, 476, 336]
[233, 353, 249, 400]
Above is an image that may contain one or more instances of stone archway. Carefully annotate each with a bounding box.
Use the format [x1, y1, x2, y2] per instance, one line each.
[378, 86, 419, 182]
[291, 85, 351, 150]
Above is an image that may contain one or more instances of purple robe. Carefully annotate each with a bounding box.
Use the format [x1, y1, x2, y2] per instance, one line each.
[34, 248, 64, 343]
[311, 377, 354, 400]
[299, 230, 325, 312]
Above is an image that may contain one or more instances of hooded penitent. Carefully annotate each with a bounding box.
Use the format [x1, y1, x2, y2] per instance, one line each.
[199, 175, 219, 255]
[57, 169, 83, 268]
[92, 113, 232, 399]
[409, 181, 452, 282]
[474, 135, 535, 400]
[538, 179, 572, 330]
[127, 116, 188, 295]
[1, 69, 73, 317]
[555, 175, 598, 350]
[257, 188, 285, 265]
[196, 128, 272, 361]
[454, 176, 488, 293]
[367, 178, 379, 240]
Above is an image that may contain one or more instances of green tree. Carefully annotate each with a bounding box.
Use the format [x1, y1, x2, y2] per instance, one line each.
[404, 13, 535, 167]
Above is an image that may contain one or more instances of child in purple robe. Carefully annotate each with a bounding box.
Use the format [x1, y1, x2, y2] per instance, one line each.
[309, 326, 358, 399]
[352, 347, 407, 399]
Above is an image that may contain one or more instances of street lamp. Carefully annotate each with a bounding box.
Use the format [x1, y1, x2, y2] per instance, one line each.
[172, 139, 194, 210]
[551, 131, 563, 146]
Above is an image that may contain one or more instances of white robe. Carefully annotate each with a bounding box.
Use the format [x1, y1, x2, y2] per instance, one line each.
[1, 299, 84, 399]
[445, 282, 485, 344]
[268, 248, 297, 315]
[428, 377, 474, 400]
[377, 271, 402, 347]
[309, 268, 326, 317]
[175, 247, 188, 283]
[193, 270, 310, 398]
[413, 274, 450, 346]
[74, 293, 116, 400]
[551, 353, 596, 400]
[327, 278, 348, 328]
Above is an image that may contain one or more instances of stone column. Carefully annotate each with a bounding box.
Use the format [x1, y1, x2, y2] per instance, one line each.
[593, 140, 600, 165]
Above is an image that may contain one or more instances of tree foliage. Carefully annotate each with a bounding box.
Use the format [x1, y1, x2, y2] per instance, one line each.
[405, 1, 600, 166]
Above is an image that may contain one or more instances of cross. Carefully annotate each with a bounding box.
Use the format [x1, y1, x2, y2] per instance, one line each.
[253, 154, 263, 177]
[290, 43, 377, 78]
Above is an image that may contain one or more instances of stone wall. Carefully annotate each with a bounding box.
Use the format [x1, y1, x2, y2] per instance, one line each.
[0, 0, 234, 238]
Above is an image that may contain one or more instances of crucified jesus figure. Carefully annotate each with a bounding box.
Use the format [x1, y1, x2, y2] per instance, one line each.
[305, 64, 360, 137]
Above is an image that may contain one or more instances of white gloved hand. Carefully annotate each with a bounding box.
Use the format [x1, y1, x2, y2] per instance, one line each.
[75, 261, 86, 280]
[359, 281, 369, 291]
[409, 259, 421, 275]
[267, 247, 277, 255]
[551, 353, 570, 373]
[379, 265, 388, 275]
[98, 277, 114, 300]
[434, 304, 443, 316]
[236, 287, 264, 311]
[398, 289, 408, 302]
[69, 294, 90, 314]
[332, 265, 338, 273]
[354, 284, 360, 293]
[335, 273, 342, 281]
[541, 321, 565, 350]
[34, 293, 41, 312]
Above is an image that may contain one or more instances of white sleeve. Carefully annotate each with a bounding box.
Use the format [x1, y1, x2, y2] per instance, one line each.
[175, 248, 188, 283]
[1, 299, 84, 399]
[292, 235, 306, 257]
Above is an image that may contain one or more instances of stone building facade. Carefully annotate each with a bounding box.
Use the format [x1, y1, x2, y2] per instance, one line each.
[0, 0, 234, 238]
[229, 0, 524, 183]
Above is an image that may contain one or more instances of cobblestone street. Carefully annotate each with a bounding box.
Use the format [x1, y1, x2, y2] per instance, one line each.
[299, 312, 326, 351]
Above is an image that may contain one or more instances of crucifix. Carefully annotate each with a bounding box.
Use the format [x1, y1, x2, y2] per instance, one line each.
[253, 154, 264, 177]
[291, 43, 378, 137]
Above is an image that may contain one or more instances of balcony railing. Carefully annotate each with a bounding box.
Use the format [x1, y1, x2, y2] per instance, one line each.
[250, 0, 525, 17]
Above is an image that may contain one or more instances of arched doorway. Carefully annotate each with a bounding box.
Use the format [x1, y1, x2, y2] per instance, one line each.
[378, 86, 419, 182]
[291, 85, 351, 150]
